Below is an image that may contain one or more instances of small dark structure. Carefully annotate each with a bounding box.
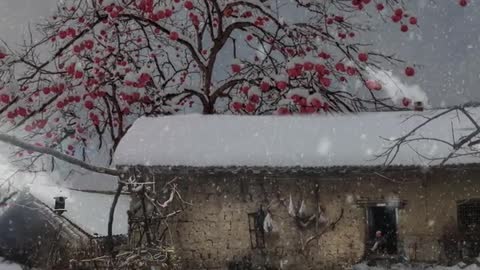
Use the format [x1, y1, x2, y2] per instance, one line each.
[53, 196, 67, 215]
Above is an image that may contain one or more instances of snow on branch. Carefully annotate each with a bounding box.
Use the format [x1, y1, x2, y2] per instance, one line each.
[0, 133, 121, 176]
[378, 103, 480, 166]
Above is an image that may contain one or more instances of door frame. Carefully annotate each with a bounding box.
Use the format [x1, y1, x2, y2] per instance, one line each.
[364, 203, 400, 255]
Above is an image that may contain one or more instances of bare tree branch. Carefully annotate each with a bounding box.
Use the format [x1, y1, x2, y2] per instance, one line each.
[0, 133, 121, 176]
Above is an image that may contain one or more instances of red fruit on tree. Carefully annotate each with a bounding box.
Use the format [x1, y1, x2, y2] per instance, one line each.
[85, 100, 94, 110]
[335, 62, 346, 72]
[169, 31, 179, 41]
[249, 94, 260, 103]
[67, 27, 76, 37]
[17, 107, 27, 117]
[287, 68, 301, 78]
[297, 97, 307, 107]
[277, 107, 290, 115]
[310, 98, 323, 109]
[346, 66, 357, 76]
[358, 53, 368, 62]
[366, 80, 382, 91]
[300, 106, 316, 114]
[231, 102, 243, 111]
[260, 81, 270, 92]
[276, 81, 288, 90]
[231, 64, 241, 73]
[138, 73, 152, 86]
[304, 61, 314, 71]
[0, 94, 10, 103]
[405, 66, 415, 77]
[184, 1, 194, 10]
[320, 77, 331, 87]
[391, 15, 402, 23]
[223, 8, 233, 17]
[409, 17, 417, 25]
[73, 45, 82, 53]
[394, 8, 403, 17]
[59, 31, 67, 39]
[245, 103, 256, 113]
[74, 71, 84, 79]
[84, 40, 94, 50]
[402, 97, 411, 107]
[242, 11, 253, 18]
[376, 3, 384, 11]
[334, 16, 344, 23]
[401, 25, 408, 32]
[36, 119, 47, 129]
[459, 0, 468, 7]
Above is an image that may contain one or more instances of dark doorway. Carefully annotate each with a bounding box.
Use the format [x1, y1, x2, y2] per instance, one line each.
[366, 206, 398, 254]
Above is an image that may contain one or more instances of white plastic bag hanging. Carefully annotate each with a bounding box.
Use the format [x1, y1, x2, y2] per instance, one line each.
[318, 210, 328, 224]
[263, 212, 274, 233]
[298, 199, 306, 217]
[288, 194, 296, 216]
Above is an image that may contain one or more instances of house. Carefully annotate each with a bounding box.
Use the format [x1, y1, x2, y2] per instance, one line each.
[113, 109, 480, 270]
[0, 181, 131, 269]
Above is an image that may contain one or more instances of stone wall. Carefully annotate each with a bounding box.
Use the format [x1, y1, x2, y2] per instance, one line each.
[130, 166, 480, 270]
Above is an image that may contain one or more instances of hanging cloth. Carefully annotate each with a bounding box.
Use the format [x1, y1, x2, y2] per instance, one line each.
[263, 212, 274, 233]
[298, 199, 306, 217]
[288, 194, 296, 216]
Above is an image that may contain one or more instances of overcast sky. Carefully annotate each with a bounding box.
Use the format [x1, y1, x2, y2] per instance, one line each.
[0, 0, 479, 108]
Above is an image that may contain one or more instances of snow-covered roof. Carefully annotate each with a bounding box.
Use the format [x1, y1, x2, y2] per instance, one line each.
[28, 184, 130, 236]
[113, 109, 480, 168]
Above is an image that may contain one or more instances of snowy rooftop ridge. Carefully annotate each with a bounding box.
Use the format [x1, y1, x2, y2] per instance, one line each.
[113, 109, 480, 168]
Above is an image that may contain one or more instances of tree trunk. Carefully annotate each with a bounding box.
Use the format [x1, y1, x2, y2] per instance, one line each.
[106, 182, 126, 255]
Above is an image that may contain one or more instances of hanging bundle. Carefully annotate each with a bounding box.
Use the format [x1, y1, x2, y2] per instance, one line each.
[263, 212, 274, 233]
[298, 199, 306, 218]
[288, 194, 296, 217]
[318, 208, 328, 224]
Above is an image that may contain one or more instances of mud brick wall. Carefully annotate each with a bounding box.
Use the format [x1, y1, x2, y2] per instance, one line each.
[130, 166, 480, 270]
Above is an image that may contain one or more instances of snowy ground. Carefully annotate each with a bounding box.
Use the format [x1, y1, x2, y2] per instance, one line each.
[0, 257, 23, 270]
[353, 261, 480, 270]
